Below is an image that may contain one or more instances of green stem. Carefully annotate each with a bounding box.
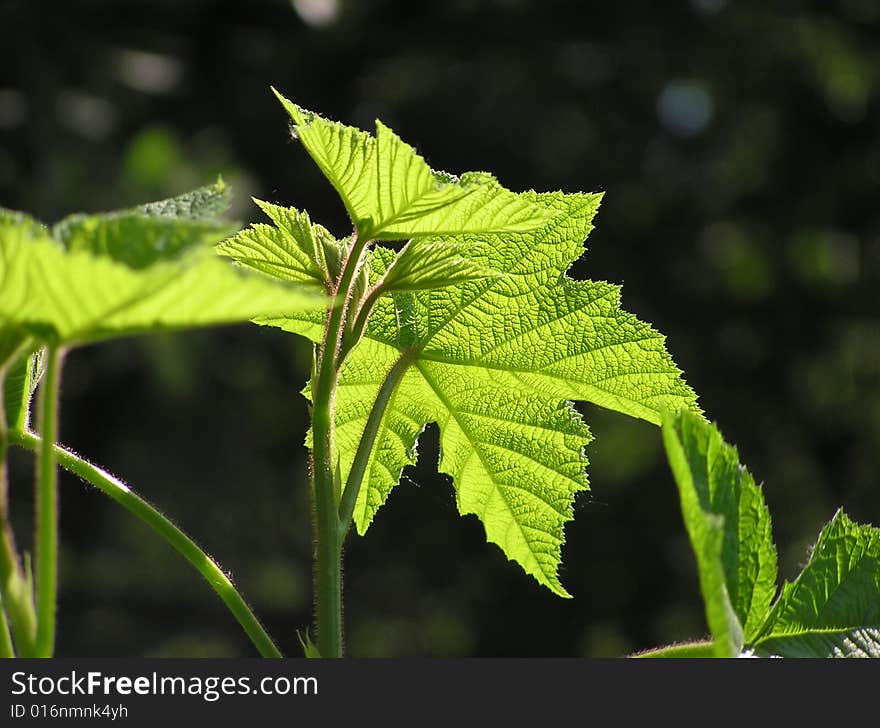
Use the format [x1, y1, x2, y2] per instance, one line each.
[311, 231, 369, 658]
[12, 430, 283, 658]
[629, 640, 717, 658]
[341, 280, 386, 365]
[34, 345, 63, 657]
[338, 352, 412, 539]
[0, 598, 14, 657]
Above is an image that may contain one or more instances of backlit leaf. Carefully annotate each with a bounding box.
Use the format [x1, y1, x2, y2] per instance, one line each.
[234, 104, 698, 595]
[272, 89, 556, 240]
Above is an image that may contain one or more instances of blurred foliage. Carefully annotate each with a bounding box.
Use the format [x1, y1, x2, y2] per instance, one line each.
[1, 0, 878, 656]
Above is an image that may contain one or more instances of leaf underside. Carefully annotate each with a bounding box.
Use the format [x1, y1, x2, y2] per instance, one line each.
[228, 95, 699, 596]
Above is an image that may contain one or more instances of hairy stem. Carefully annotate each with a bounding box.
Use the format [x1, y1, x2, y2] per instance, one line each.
[12, 430, 283, 658]
[338, 352, 412, 538]
[34, 344, 63, 657]
[341, 280, 386, 364]
[629, 640, 716, 658]
[0, 340, 38, 656]
[311, 230, 369, 658]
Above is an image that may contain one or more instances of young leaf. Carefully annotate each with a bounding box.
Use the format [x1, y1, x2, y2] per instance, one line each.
[296, 628, 322, 658]
[217, 200, 336, 289]
[251, 188, 698, 596]
[379, 238, 502, 293]
[0, 213, 324, 347]
[661, 412, 778, 655]
[3, 346, 42, 434]
[751, 511, 880, 658]
[272, 89, 557, 240]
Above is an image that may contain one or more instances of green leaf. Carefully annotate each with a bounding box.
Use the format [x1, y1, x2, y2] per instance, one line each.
[296, 629, 322, 658]
[0, 213, 45, 431]
[255, 188, 697, 596]
[751, 510, 880, 658]
[379, 237, 502, 293]
[52, 179, 235, 270]
[0, 209, 324, 347]
[662, 412, 778, 655]
[272, 89, 557, 240]
[135, 177, 231, 219]
[0, 208, 48, 239]
[217, 200, 338, 289]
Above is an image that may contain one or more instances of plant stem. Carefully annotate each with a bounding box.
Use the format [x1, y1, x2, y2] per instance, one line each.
[12, 431, 283, 658]
[629, 640, 716, 658]
[342, 280, 386, 364]
[311, 231, 369, 658]
[0, 338, 38, 655]
[0, 598, 14, 657]
[34, 344, 63, 657]
[338, 352, 412, 538]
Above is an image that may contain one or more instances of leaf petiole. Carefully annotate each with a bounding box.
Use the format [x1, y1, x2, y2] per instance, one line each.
[337, 352, 412, 540]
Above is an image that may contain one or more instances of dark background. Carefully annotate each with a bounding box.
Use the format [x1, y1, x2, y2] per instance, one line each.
[1, 0, 878, 657]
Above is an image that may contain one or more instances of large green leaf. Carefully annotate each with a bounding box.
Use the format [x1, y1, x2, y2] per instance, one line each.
[751, 511, 880, 658]
[661, 412, 778, 655]
[0, 208, 324, 348]
[241, 183, 697, 595]
[272, 89, 556, 240]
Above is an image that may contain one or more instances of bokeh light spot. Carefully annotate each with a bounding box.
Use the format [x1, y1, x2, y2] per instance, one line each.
[657, 80, 714, 137]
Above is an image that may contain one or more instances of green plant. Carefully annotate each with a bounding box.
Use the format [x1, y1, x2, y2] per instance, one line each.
[0, 92, 699, 658]
[636, 411, 879, 658]
[2, 92, 875, 660]
[216, 90, 698, 656]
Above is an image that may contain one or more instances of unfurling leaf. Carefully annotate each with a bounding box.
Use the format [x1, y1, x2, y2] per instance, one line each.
[218, 199, 344, 290]
[379, 238, 502, 293]
[2, 346, 43, 434]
